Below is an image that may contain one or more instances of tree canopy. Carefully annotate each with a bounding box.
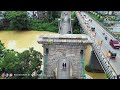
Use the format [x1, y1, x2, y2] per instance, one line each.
[3, 11, 30, 30]
[0, 40, 43, 79]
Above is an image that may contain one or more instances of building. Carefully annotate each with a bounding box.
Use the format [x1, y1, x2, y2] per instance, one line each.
[27, 11, 48, 18]
[97, 11, 114, 15]
[0, 11, 5, 20]
[114, 11, 120, 18]
[36, 11, 48, 18]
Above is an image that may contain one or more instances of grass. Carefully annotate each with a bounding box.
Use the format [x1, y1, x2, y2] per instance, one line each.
[116, 34, 120, 37]
[88, 12, 104, 22]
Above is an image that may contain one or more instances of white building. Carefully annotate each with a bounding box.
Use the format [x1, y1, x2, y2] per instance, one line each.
[0, 11, 5, 20]
[27, 11, 48, 18]
[97, 11, 114, 15]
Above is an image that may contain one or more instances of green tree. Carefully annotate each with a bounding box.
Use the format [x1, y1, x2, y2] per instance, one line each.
[0, 41, 20, 76]
[0, 40, 43, 79]
[73, 29, 81, 34]
[17, 47, 43, 79]
[3, 11, 30, 30]
[47, 11, 60, 22]
[0, 49, 19, 75]
[72, 12, 81, 34]
[0, 40, 5, 57]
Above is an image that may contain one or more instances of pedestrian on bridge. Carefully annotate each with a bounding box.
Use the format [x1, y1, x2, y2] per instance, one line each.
[106, 52, 111, 62]
[64, 63, 66, 69]
[62, 63, 64, 69]
[94, 32, 96, 37]
[62, 62, 66, 70]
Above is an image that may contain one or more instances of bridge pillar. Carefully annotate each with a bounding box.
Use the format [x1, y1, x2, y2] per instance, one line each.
[85, 48, 104, 73]
[38, 34, 93, 79]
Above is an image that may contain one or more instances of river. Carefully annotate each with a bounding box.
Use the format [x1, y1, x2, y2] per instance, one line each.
[0, 31, 106, 79]
[85, 45, 106, 79]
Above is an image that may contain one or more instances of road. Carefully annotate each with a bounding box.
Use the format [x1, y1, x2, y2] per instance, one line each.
[57, 59, 70, 79]
[57, 11, 71, 79]
[59, 11, 71, 34]
[76, 11, 120, 75]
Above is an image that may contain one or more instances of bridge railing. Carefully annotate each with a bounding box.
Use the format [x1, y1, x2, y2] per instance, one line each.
[76, 11, 118, 79]
[92, 43, 117, 79]
[85, 11, 120, 42]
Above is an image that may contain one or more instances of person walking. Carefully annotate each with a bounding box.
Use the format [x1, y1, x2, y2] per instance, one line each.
[62, 63, 64, 69]
[64, 63, 66, 69]
[94, 32, 96, 37]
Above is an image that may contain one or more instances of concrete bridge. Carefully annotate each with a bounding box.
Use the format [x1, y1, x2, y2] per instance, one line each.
[76, 11, 120, 79]
[58, 11, 72, 34]
[38, 11, 120, 79]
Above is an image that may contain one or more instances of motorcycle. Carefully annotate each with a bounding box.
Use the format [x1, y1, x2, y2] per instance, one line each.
[105, 36, 107, 40]
[103, 33, 105, 35]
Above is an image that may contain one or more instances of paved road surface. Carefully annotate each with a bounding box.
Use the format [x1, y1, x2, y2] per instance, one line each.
[59, 11, 71, 34]
[57, 11, 71, 79]
[57, 59, 70, 79]
[76, 11, 120, 75]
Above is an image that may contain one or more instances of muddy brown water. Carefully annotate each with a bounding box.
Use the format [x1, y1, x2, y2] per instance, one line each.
[0, 31, 106, 79]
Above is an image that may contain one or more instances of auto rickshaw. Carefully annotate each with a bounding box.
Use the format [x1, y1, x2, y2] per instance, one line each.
[108, 50, 116, 59]
[91, 27, 95, 31]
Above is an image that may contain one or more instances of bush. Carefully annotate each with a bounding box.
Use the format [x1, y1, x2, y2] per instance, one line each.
[0, 11, 59, 32]
[89, 12, 104, 22]
[73, 29, 80, 34]
[30, 18, 58, 32]
[85, 65, 93, 72]
[72, 12, 82, 34]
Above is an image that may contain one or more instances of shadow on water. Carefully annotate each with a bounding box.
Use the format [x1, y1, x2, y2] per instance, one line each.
[85, 45, 106, 79]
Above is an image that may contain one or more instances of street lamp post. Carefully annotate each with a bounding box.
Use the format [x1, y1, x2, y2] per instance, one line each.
[80, 49, 86, 79]
[71, 18, 74, 34]
[58, 19, 61, 34]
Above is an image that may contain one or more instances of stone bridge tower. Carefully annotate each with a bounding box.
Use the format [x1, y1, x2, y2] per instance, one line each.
[38, 34, 93, 79]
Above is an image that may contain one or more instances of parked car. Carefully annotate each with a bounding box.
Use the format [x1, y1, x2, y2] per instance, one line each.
[109, 39, 120, 49]
[108, 50, 116, 59]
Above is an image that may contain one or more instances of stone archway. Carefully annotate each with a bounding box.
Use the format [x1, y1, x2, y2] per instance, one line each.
[57, 56, 71, 79]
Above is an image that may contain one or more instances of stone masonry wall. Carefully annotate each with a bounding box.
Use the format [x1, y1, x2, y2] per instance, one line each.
[43, 43, 85, 79]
